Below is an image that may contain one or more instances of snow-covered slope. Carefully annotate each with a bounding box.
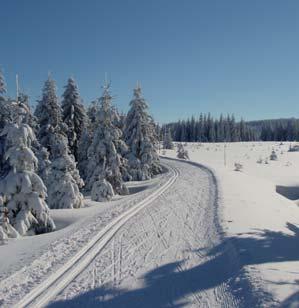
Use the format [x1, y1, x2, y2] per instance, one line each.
[163, 142, 299, 306]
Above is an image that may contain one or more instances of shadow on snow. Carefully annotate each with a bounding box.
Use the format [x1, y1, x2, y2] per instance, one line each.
[48, 223, 299, 308]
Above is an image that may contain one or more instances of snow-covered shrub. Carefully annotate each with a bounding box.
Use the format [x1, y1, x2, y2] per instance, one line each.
[86, 83, 128, 197]
[289, 144, 299, 152]
[270, 150, 278, 161]
[0, 123, 55, 237]
[124, 85, 162, 181]
[234, 163, 243, 172]
[177, 143, 189, 160]
[91, 177, 114, 202]
[46, 134, 84, 209]
[256, 157, 263, 164]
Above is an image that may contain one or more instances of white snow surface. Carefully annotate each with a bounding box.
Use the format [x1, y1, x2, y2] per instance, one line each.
[44, 159, 251, 307]
[163, 141, 299, 306]
[0, 170, 169, 307]
[0, 143, 298, 307]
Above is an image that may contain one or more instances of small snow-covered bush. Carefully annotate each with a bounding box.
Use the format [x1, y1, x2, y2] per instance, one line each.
[177, 143, 189, 160]
[270, 150, 278, 161]
[234, 163, 243, 172]
[289, 144, 299, 152]
[256, 157, 263, 164]
[91, 177, 114, 202]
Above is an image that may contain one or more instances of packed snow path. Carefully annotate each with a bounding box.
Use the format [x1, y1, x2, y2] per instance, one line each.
[45, 158, 252, 308]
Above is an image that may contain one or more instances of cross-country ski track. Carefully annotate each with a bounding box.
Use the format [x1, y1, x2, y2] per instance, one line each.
[11, 158, 258, 307]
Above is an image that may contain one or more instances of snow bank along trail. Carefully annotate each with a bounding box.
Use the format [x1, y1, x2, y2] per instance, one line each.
[49, 158, 257, 307]
[13, 162, 178, 308]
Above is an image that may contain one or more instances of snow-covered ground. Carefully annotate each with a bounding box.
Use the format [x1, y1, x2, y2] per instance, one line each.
[0, 169, 170, 307]
[1, 143, 299, 307]
[163, 142, 299, 306]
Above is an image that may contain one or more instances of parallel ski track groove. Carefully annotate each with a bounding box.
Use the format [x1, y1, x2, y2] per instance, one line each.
[15, 164, 179, 308]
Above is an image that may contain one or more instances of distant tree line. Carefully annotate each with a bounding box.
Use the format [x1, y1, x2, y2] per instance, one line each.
[247, 118, 299, 141]
[163, 116, 299, 143]
[163, 114, 258, 142]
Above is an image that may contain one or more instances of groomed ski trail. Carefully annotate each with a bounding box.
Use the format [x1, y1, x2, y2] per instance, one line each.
[15, 163, 179, 308]
[48, 158, 256, 308]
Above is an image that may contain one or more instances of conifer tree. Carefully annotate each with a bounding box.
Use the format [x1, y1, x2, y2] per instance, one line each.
[86, 82, 128, 199]
[124, 85, 162, 181]
[34, 76, 65, 153]
[46, 134, 84, 209]
[0, 68, 6, 96]
[0, 106, 55, 237]
[35, 76, 84, 209]
[77, 127, 92, 180]
[61, 78, 87, 160]
[163, 128, 174, 149]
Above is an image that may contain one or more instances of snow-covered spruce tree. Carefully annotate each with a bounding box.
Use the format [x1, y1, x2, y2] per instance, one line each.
[77, 99, 100, 179]
[0, 69, 10, 178]
[18, 92, 39, 133]
[111, 106, 130, 181]
[34, 76, 65, 152]
[77, 127, 92, 180]
[124, 85, 162, 181]
[61, 78, 87, 160]
[87, 99, 99, 133]
[46, 133, 84, 209]
[0, 196, 19, 241]
[163, 128, 174, 149]
[35, 76, 84, 209]
[0, 68, 6, 96]
[86, 83, 128, 199]
[0, 120, 55, 237]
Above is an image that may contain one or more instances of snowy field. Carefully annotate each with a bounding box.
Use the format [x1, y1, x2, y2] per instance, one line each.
[163, 141, 299, 306]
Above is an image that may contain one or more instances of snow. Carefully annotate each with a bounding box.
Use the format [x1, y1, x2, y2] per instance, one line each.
[40, 159, 245, 307]
[0, 141, 298, 306]
[163, 141, 299, 305]
[0, 170, 170, 307]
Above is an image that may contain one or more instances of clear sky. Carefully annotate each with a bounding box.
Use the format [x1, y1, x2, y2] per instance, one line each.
[1, 0, 299, 123]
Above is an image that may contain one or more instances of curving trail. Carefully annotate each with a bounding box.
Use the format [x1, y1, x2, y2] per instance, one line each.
[47, 158, 248, 308]
[14, 162, 178, 308]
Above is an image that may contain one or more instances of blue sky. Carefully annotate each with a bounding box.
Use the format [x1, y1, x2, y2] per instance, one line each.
[1, 0, 299, 123]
